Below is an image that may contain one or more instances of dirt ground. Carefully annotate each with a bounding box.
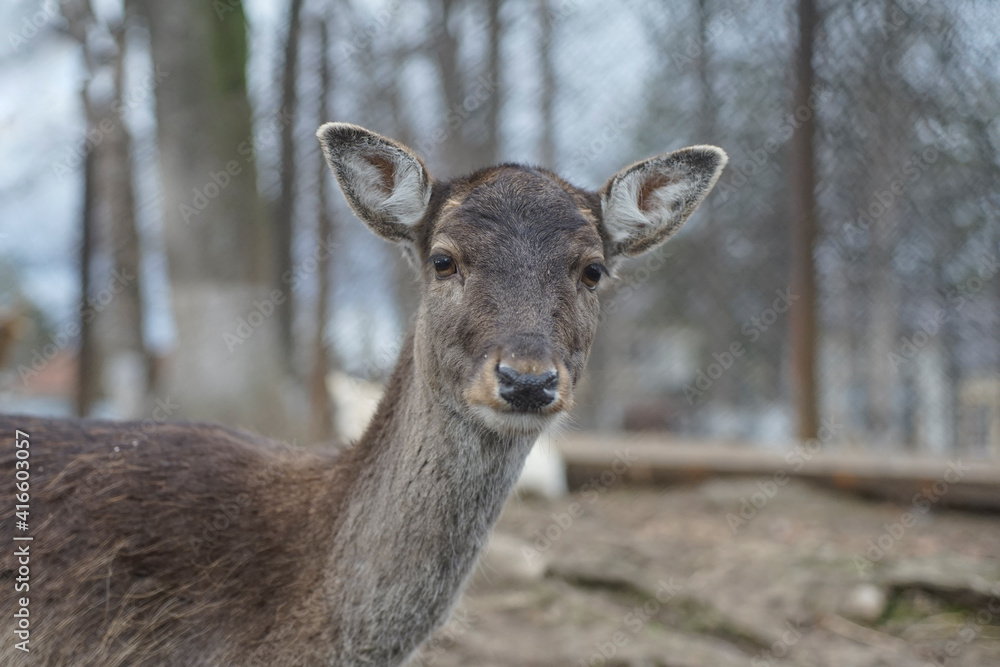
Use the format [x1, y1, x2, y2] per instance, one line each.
[415, 478, 1000, 667]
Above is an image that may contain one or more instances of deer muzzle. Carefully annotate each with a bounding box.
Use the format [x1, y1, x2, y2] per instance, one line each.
[496, 364, 559, 412]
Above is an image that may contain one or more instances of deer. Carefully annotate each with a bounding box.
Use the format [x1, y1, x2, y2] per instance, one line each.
[1, 123, 726, 666]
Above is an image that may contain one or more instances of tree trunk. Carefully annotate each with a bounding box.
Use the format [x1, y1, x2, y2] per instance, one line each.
[695, 0, 737, 405]
[138, 0, 302, 441]
[310, 17, 335, 444]
[62, 1, 148, 417]
[788, 0, 820, 440]
[482, 0, 502, 164]
[94, 24, 150, 418]
[864, 0, 909, 448]
[866, 204, 901, 445]
[274, 0, 304, 371]
[76, 88, 100, 417]
[433, 0, 469, 173]
[696, 0, 716, 147]
[538, 0, 556, 168]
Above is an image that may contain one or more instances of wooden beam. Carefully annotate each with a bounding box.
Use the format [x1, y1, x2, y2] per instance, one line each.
[557, 432, 1000, 511]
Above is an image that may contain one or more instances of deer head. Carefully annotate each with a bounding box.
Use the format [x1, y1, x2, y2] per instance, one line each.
[318, 123, 726, 436]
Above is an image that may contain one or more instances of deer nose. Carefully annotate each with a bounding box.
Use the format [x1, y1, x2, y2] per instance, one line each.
[496, 364, 559, 412]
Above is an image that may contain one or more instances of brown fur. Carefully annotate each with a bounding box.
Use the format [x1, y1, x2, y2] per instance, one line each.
[1, 125, 725, 665]
[2, 416, 340, 665]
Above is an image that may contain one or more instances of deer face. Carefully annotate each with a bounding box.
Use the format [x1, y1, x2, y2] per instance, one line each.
[319, 123, 726, 436]
[414, 166, 605, 434]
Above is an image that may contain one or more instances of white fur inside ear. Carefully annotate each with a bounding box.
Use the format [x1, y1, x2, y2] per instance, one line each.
[601, 146, 727, 252]
[341, 148, 430, 227]
[602, 169, 696, 243]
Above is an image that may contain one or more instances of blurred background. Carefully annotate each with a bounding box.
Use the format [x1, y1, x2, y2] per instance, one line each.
[1, 0, 999, 664]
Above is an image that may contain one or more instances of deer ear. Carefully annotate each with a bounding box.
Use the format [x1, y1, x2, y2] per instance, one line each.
[317, 123, 433, 244]
[600, 146, 727, 259]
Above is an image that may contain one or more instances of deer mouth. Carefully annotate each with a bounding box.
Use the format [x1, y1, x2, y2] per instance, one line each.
[470, 405, 567, 436]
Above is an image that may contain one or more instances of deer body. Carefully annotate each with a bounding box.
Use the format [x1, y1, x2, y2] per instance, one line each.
[1, 124, 725, 665]
[1, 337, 529, 665]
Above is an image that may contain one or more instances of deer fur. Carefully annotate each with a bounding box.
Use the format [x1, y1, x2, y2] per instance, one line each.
[1, 124, 725, 666]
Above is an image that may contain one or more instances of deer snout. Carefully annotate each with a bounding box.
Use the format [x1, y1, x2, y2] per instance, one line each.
[464, 338, 573, 428]
[496, 364, 559, 412]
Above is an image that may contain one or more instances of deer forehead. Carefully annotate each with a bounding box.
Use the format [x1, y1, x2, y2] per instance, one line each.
[429, 167, 604, 261]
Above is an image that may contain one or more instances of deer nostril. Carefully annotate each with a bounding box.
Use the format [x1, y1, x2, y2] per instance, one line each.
[495, 364, 559, 412]
[496, 364, 520, 386]
[538, 370, 559, 390]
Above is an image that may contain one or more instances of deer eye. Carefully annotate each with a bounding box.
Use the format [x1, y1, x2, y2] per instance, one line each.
[581, 263, 605, 290]
[431, 255, 457, 279]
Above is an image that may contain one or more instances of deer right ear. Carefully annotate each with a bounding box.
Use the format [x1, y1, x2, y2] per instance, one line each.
[317, 123, 433, 244]
[600, 146, 727, 260]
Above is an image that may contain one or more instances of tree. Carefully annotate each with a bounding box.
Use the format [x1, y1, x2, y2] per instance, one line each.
[694, 0, 739, 405]
[274, 0, 305, 370]
[433, 0, 468, 173]
[62, 0, 149, 417]
[432, 0, 503, 173]
[309, 16, 335, 443]
[483, 0, 502, 164]
[788, 0, 820, 440]
[76, 87, 99, 417]
[137, 0, 302, 440]
[538, 0, 556, 168]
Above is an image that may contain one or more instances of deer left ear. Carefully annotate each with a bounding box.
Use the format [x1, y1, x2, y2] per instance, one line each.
[600, 146, 727, 259]
[317, 122, 433, 246]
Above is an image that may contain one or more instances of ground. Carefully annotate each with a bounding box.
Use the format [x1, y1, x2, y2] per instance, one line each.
[417, 478, 1000, 666]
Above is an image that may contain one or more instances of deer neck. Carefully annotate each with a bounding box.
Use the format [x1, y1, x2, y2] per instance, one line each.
[325, 333, 536, 662]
